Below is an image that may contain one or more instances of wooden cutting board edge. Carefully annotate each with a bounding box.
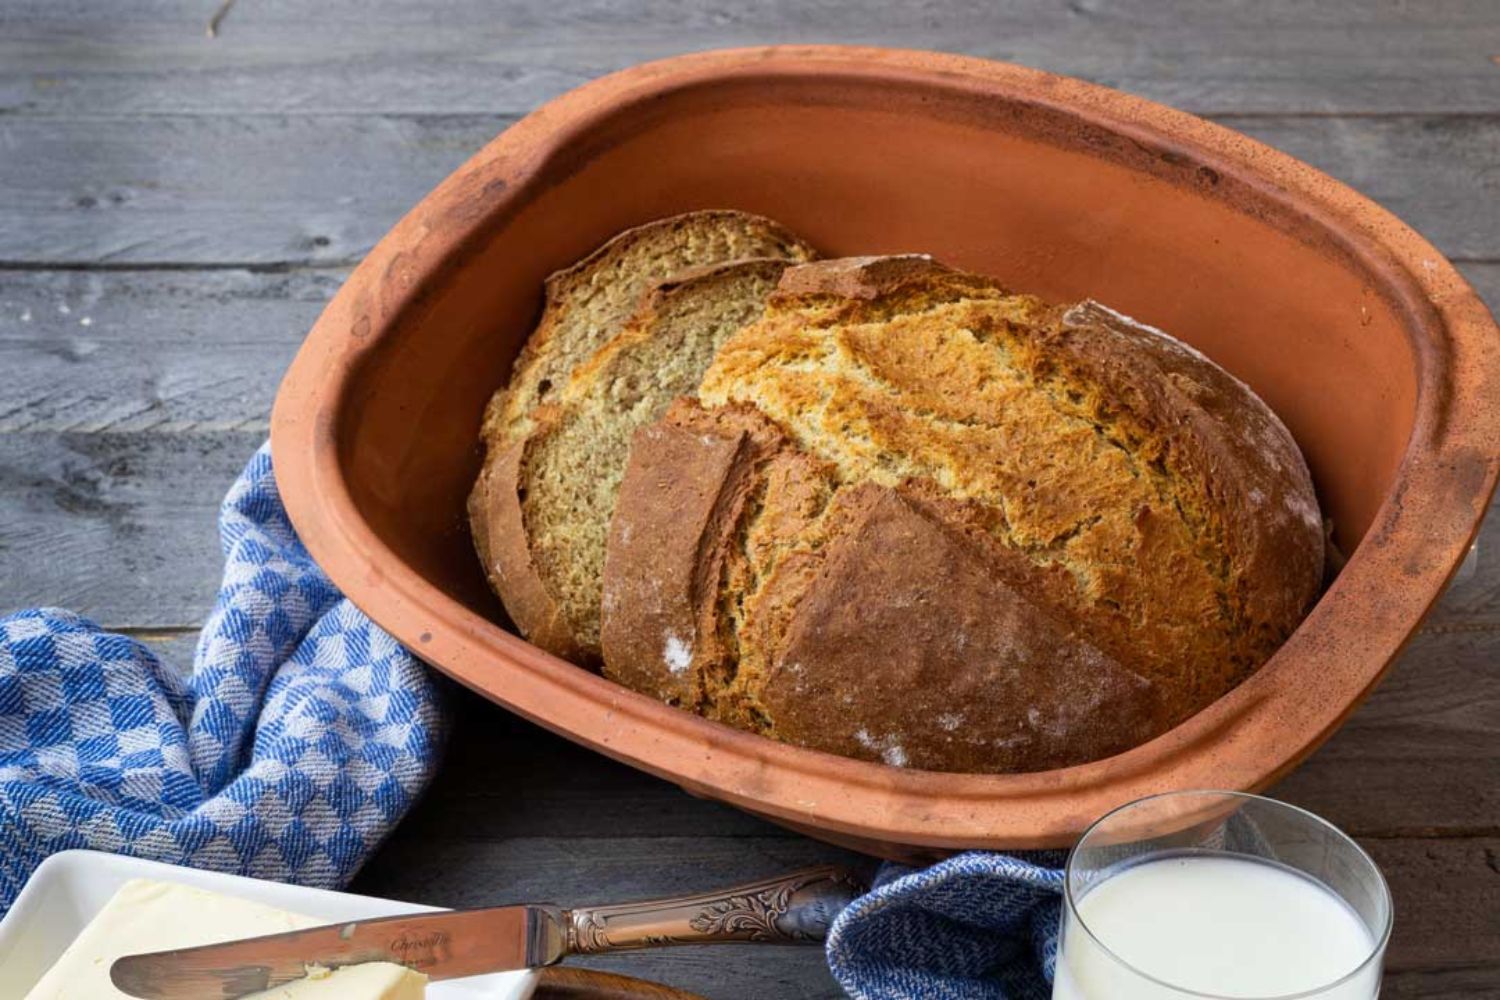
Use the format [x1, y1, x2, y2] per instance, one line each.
[535, 965, 709, 1000]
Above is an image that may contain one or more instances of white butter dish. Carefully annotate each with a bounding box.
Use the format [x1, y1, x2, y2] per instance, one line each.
[0, 850, 536, 999]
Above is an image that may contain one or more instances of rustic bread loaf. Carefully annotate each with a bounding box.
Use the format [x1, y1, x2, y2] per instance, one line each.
[600, 256, 1324, 773]
[481, 210, 816, 446]
[469, 257, 799, 664]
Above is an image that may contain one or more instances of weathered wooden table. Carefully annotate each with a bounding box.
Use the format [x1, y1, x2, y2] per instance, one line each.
[2, 3, 1497, 996]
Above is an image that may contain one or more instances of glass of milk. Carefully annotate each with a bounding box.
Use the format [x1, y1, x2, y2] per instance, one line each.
[1054, 791, 1391, 1000]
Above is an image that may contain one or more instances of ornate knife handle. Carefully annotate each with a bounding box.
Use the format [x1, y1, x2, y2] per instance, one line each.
[562, 865, 867, 955]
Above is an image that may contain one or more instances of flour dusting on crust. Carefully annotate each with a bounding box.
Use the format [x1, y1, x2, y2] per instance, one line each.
[1067, 300, 1252, 394]
[853, 728, 910, 768]
[937, 711, 965, 732]
[662, 632, 693, 675]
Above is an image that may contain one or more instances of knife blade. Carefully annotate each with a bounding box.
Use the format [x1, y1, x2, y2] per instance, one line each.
[109, 865, 865, 999]
[109, 904, 567, 999]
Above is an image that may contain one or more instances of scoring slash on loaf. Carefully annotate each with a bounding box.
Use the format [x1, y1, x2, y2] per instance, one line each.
[470, 252, 807, 664]
[600, 255, 1325, 774]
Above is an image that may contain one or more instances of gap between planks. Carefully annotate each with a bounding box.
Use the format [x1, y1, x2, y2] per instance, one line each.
[0, 260, 355, 274]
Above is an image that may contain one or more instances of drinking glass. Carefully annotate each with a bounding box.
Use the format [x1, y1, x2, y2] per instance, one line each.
[1053, 790, 1392, 999]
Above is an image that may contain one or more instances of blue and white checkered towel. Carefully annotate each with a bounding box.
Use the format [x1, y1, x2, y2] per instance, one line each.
[828, 852, 1066, 1000]
[0, 440, 1065, 997]
[0, 444, 445, 913]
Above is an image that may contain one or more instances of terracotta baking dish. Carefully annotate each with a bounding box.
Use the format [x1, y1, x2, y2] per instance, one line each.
[271, 47, 1500, 856]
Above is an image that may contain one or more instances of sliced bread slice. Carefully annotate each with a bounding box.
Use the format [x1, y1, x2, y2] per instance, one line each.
[469, 257, 798, 663]
[481, 210, 816, 446]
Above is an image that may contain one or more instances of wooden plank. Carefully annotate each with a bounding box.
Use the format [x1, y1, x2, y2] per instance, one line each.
[365, 678, 795, 841]
[2, 262, 1496, 436]
[1, 113, 1498, 267]
[4, 0, 1500, 117]
[348, 831, 859, 921]
[0, 268, 340, 432]
[1371, 836, 1500, 997]
[1385, 966, 1500, 998]
[0, 431, 257, 626]
[0, 114, 507, 267]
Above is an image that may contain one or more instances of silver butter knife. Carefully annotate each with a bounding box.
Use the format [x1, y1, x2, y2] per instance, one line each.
[110, 865, 866, 998]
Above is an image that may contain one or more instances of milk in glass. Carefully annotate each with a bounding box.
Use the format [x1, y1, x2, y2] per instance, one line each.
[1054, 855, 1379, 999]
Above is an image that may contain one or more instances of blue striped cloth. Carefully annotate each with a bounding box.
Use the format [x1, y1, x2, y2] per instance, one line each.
[0, 444, 445, 912]
[828, 852, 1066, 999]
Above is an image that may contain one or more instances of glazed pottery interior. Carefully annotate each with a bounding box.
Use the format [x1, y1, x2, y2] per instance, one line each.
[274, 48, 1497, 853]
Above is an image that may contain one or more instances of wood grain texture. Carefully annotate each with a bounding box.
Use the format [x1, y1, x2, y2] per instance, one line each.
[0, 269, 339, 432]
[1, 114, 1498, 266]
[536, 967, 705, 1000]
[0, 114, 506, 267]
[4, 0, 1500, 117]
[0, 431, 257, 626]
[1372, 836, 1500, 997]
[3, 3, 1499, 994]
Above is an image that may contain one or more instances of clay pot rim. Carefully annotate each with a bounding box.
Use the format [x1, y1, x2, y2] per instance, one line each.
[270, 46, 1500, 848]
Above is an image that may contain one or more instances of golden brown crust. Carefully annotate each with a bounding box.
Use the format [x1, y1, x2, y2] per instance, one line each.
[602, 401, 1159, 772]
[466, 426, 595, 666]
[759, 486, 1157, 772]
[1050, 301, 1325, 674]
[772, 254, 953, 300]
[601, 255, 1325, 774]
[707, 256, 1322, 715]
